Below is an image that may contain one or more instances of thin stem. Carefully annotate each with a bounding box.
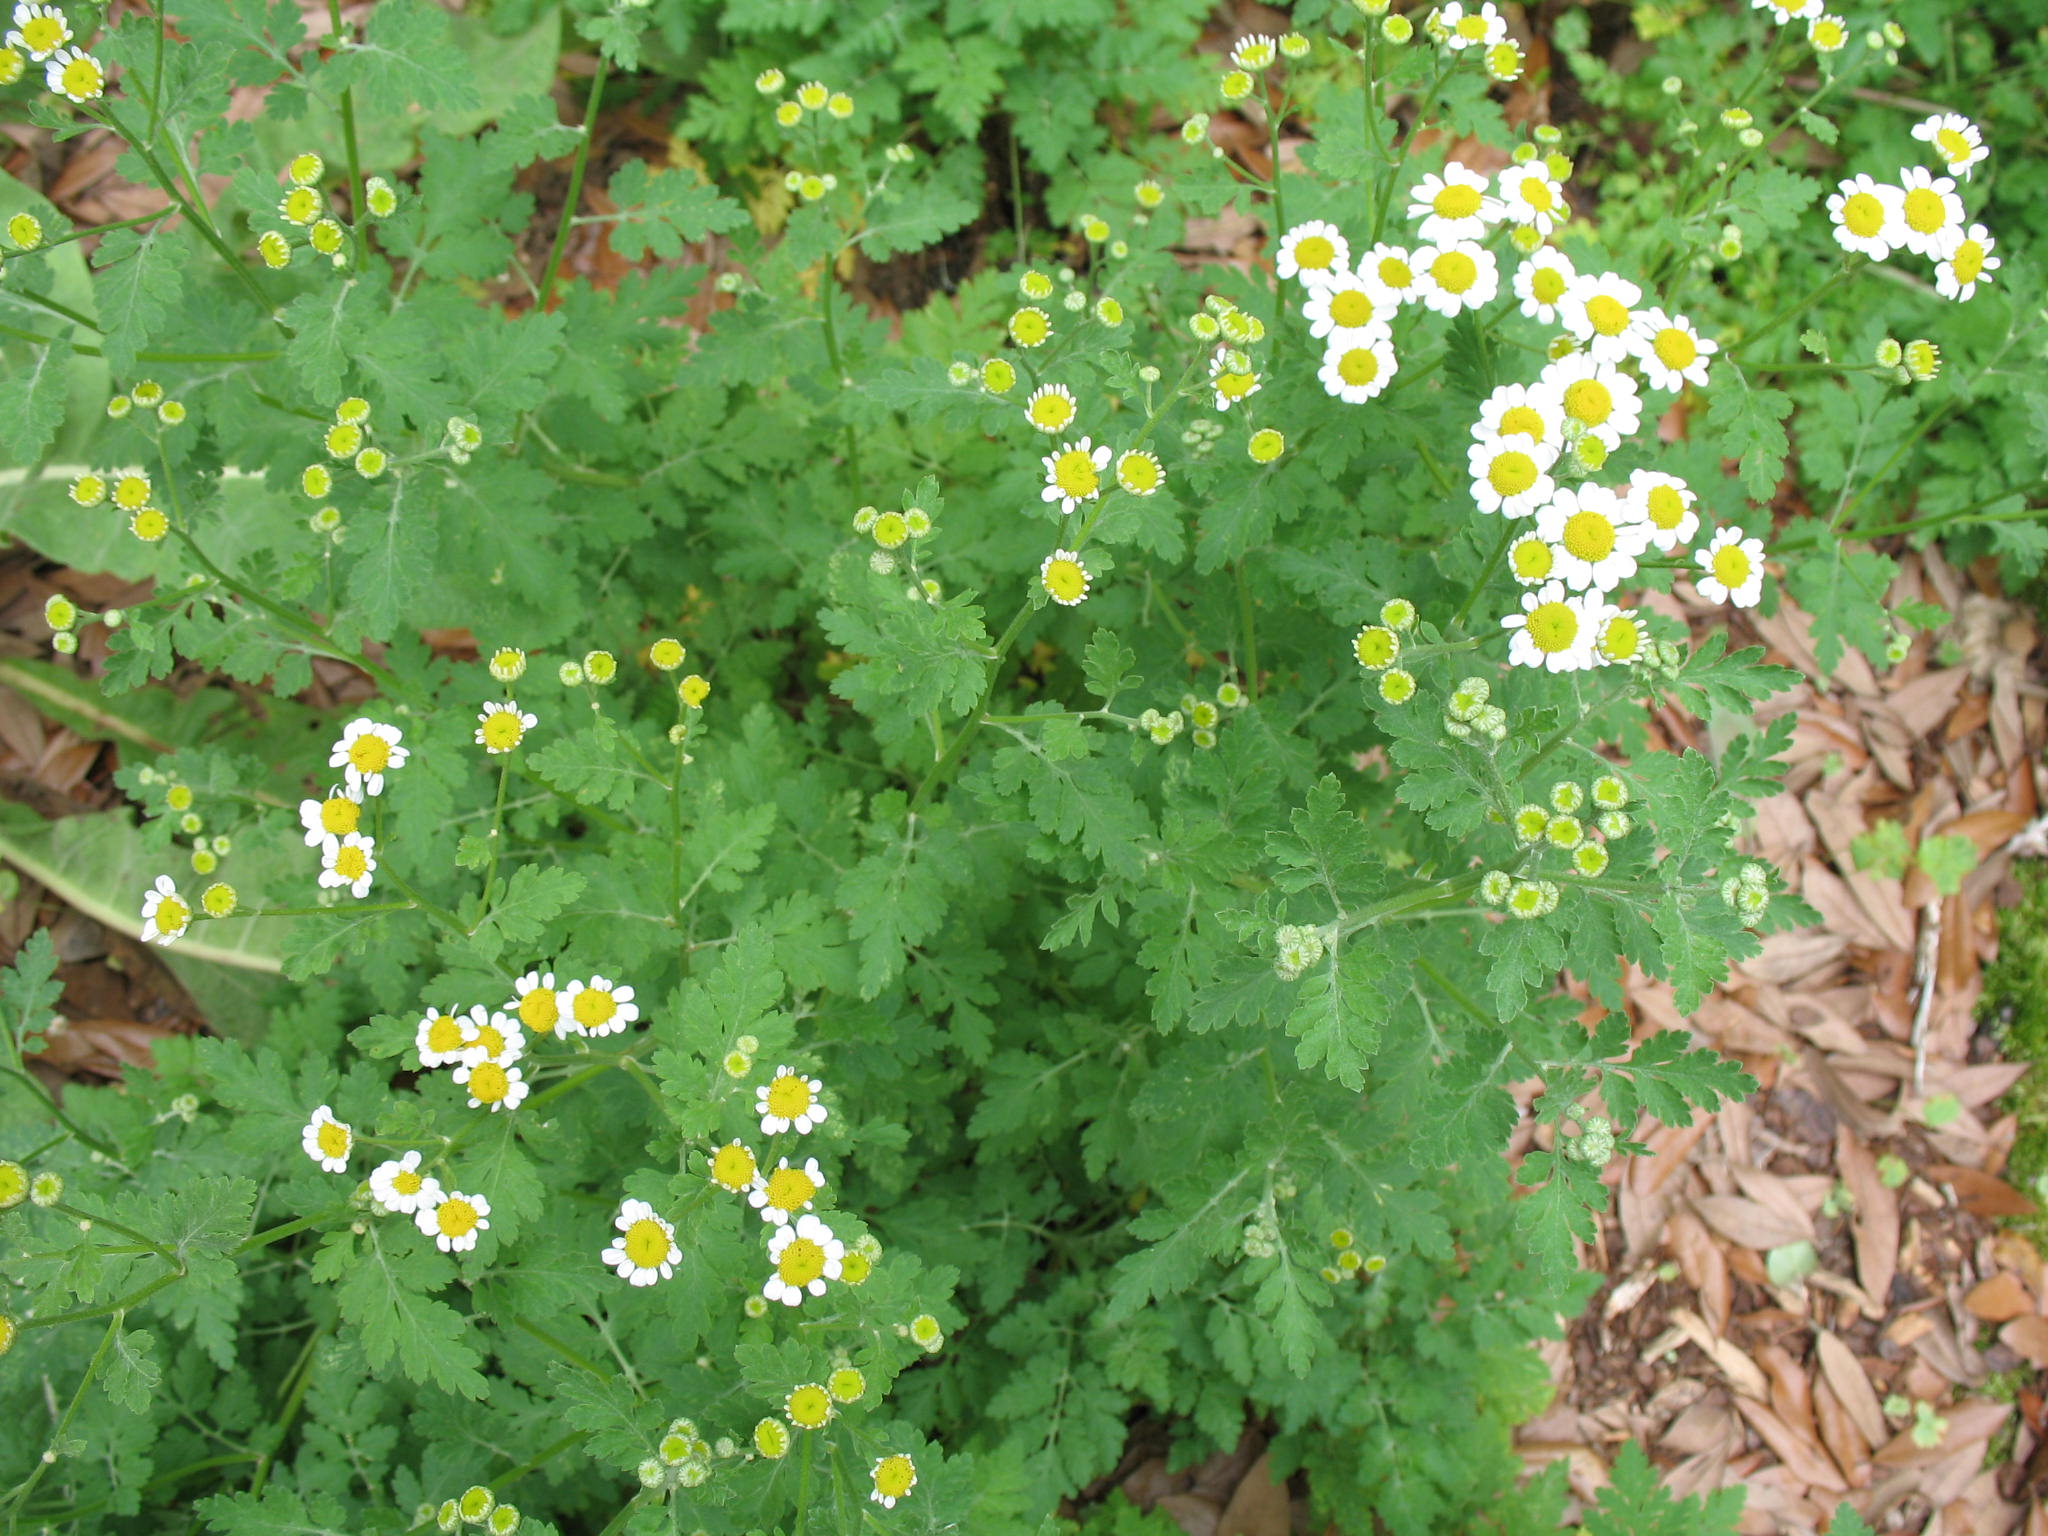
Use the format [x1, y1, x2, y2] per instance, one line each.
[248, 1319, 329, 1496]
[376, 868, 470, 940]
[1, 1316, 121, 1514]
[1730, 265, 1855, 361]
[480, 759, 511, 922]
[16, 1270, 182, 1333]
[1449, 516, 1516, 630]
[907, 598, 1034, 813]
[53, 1203, 178, 1262]
[324, 0, 368, 269]
[538, 59, 609, 308]
[1235, 561, 1260, 699]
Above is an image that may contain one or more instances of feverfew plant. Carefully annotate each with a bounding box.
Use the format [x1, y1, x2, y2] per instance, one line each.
[0, 2, 2040, 1534]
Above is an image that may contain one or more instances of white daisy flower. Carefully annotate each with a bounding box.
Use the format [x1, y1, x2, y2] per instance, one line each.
[1751, 0, 1820, 20]
[1512, 247, 1577, 323]
[1208, 347, 1261, 411]
[7, 1, 69, 58]
[297, 784, 364, 848]
[1502, 581, 1599, 673]
[763, 1213, 845, 1306]
[1467, 432, 1559, 517]
[369, 1150, 442, 1215]
[318, 831, 377, 898]
[1115, 450, 1164, 496]
[139, 874, 191, 946]
[42, 43, 100, 101]
[455, 1005, 525, 1067]
[1040, 549, 1092, 607]
[301, 1105, 352, 1172]
[1230, 32, 1277, 69]
[1300, 263, 1395, 341]
[1534, 484, 1651, 592]
[416, 1189, 490, 1253]
[415, 1006, 473, 1069]
[1507, 532, 1559, 586]
[1023, 383, 1078, 435]
[1557, 271, 1647, 363]
[748, 1156, 827, 1226]
[329, 718, 408, 796]
[1694, 527, 1767, 608]
[1041, 438, 1110, 513]
[1911, 111, 1987, 179]
[602, 1198, 681, 1286]
[1535, 354, 1641, 449]
[1408, 164, 1500, 244]
[559, 975, 638, 1038]
[1412, 241, 1498, 317]
[871, 1454, 919, 1510]
[506, 970, 563, 1036]
[1274, 220, 1350, 283]
[1934, 223, 1998, 302]
[1624, 469, 1699, 552]
[1888, 167, 1964, 259]
[1591, 602, 1647, 666]
[1358, 242, 1424, 306]
[1317, 333, 1398, 403]
[453, 1058, 527, 1112]
[1827, 173, 1903, 260]
[1631, 307, 1718, 392]
[1494, 162, 1569, 235]
[1438, 0, 1507, 49]
[1476, 382, 1563, 449]
[475, 701, 536, 754]
[756, 1067, 828, 1135]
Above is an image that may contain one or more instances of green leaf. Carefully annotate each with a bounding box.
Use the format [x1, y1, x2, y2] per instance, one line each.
[527, 711, 650, 813]
[332, 1232, 488, 1398]
[1850, 820, 1909, 879]
[195, 1488, 352, 1536]
[1665, 631, 1801, 717]
[280, 281, 382, 400]
[1783, 522, 1898, 672]
[0, 335, 74, 463]
[93, 223, 184, 375]
[1082, 628, 1140, 706]
[102, 1326, 161, 1413]
[463, 864, 588, 967]
[548, 1360, 660, 1471]
[3, 926, 62, 1050]
[1705, 378, 1792, 499]
[606, 161, 748, 262]
[1582, 1441, 1744, 1536]
[983, 721, 1152, 880]
[1480, 915, 1564, 1023]
[1724, 164, 1818, 236]
[1916, 832, 1977, 896]
[320, 0, 479, 118]
[345, 476, 439, 642]
[1286, 940, 1392, 1087]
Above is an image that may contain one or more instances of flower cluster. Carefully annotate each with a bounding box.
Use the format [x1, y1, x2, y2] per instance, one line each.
[67, 462, 169, 544]
[1827, 115, 1997, 303]
[5, 0, 104, 102]
[1475, 776, 1639, 914]
[302, 397, 388, 497]
[254, 151, 351, 270]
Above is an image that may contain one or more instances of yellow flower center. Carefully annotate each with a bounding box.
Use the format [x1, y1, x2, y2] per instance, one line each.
[788, 1385, 832, 1427]
[517, 988, 559, 1032]
[1562, 511, 1616, 562]
[1644, 485, 1686, 530]
[1950, 240, 1984, 283]
[1354, 628, 1397, 667]
[333, 846, 368, 881]
[1377, 256, 1413, 289]
[1712, 544, 1753, 589]
[875, 1457, 917, 1498]
[59, 55, 100, 96]
[1043, 558, 1088, 602]
[132, 509, 169, 542]
[155, 897, 189, 935]
[839, 1250, 873, 1284]
[481, 712, 524, 751]
[437, 1198, 478, 1238]
[1431, 251, 1477, 293]
[1525, 601, 1579, 654]
[1519, 178, 1554, 211]
[1328, 288, 1376, 328]
[1215, 371, 1257, 402]
[1561, 378, 1612, 426]
[1902, 186, 1946, 234]
[1052, 451, 1099, 498]
[1432, 183, 1482, 219]
[766, 1076, 813, 1117]
[316, 1122, 350, 1158]
[425, 1014, 465, 1054]
[1511, 539, 1553, 580]
[393, 1168, 423, 1195]
[1599, 616, 1641, 661]
[22, 16, 64, 49]
[1840, 191, 1885, 238]
[347, 735, 391, 773]
[466, 1062, 510, 1102]
[1027, 395, 1073, 429]
[1652, 327, 1697, 369]
[1935, 127, 1972, 164]
[778, 1238, 827, 1287]
[1812, 19, 1843, 46]
[471, 1021, 506, 1058]
[623, 1217, 671, 1268]
[1336, 347, 1380, 387]
[319, 796, 360, 835]
[1486, 451, 1537, 497]
[1294, 235, 1335, 270]
[1455, 15, 1488, 38]
[765, 1168, 818, 1210]
[113, 475, 151, 510]
[1530, 266, 1567, 303]
[572, 988, 617, 1027]
[1497, 405, 1547, 440]
[1117, 453, 1160, 492]
[1011, 311, 1049, 346]
[1583, 293, 1631, 336]
[712, 1144, 757, 1189]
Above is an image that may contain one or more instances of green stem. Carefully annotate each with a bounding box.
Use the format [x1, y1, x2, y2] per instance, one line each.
[16, 1270, 181, 1332]
[1235, 561, 1260, 699]
[1, 1316, 122, 1514]
[480, 759, 511, 922]
[1449, 516, 1517, 631]
[234, 1208, 349, 1255]
[325, 0, 368, 269]
[0, 1065, 121, 1158]
[53, 1203, 179, 1262]
[1730, 265, 1855, 361]
[8, 286, 104, 332]
[907, 598, 1034, 814]
[248, 1319, 329, 1496]
[1267, 87, 1289, 368]
[538, 58, 609, 308]
[377, 868, 470, 939]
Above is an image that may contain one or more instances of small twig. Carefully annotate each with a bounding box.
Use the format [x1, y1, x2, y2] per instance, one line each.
[1908, 899, 1941, 1097]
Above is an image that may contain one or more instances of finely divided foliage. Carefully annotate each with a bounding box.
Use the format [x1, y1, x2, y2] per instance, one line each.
[0, 0, 2040, 1533]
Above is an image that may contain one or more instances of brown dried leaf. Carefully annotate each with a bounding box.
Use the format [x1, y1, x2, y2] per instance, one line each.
[1966, 1273, 2035, 1323]
[1872, 1401, 2012, 1469]
[2005, 1318, 2048, 1370]
[1925, 1164, 2037, 1219]
[1735, 1397, 1850, 1493]
[1692, 1193, 1810, 1251]
[1811, 1374, 1871, 1487]
[1667, 1209, 1733, 1336]
[1671, 1308, 1769, 1400]
[1214, 1453, 1290, 1536]
[1836, 1128, 1899, 1312]
[1815, 1330, 1890, 1448]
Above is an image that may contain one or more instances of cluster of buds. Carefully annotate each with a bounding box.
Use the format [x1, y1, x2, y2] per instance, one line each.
[1876, 336, 1942, 384]
[1444, 674, 1508, 742]
[1565, 1113, 1616, 1167]
[1273, 922, 1327, 980]
[107, 378, 185, 428]
[1356, 598, 1420, 705]
[638, 1417, 715, 1491]
[258, 152, 350, 271]
[302, 397, 386, 499]
[431, 1484, 521, 1535]
[1721, 861, 1772, 922]
[1317, 1224, 1389, 1283]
